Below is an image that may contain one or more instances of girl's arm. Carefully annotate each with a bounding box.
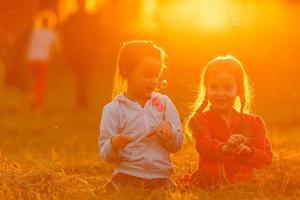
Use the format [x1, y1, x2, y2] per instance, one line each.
[98, 104, 120, 163]
[244, 117, 273, 169]
[189, 114, 227, 160]
[162, 96, 184, 153]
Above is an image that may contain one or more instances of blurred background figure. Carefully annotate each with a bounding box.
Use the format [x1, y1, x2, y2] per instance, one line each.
[26, 17, 58, 111]
[0, 0, 299, 125]
[0, 0, 38, 91]
[60, 0, 101, 109]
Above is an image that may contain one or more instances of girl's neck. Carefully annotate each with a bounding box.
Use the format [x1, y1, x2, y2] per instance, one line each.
[213, 108, 235, 128]
[125, 91, 149, 108]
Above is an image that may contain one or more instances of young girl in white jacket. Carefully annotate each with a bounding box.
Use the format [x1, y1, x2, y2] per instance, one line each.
[99, 40, 183, 191]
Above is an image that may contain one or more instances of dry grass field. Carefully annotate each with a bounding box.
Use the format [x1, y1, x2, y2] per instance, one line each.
[0, 70, 299, 200]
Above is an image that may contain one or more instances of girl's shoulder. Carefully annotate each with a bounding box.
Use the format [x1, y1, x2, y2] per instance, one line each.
[151, 92, 175, 107]
[102, 93, 129, 112]
[102, 99, 122, 115]
[151, 91, 170, 101]
[241, 112, 266, 128]
[192, 109, 219, 122]
[190, 110, 265, 127]
[188, 110, 211, 130]
[242, 112, 264, 121]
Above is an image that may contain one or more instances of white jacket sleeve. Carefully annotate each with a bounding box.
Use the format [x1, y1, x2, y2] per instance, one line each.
[162, 96, 184, 153]
[98, 104, 120, 163]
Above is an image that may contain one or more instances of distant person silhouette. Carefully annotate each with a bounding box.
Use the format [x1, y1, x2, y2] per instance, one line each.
[60, 0, 100, 108]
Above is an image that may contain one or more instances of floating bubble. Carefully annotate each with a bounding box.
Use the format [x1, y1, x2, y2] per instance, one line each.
[160, 80, 168, 90]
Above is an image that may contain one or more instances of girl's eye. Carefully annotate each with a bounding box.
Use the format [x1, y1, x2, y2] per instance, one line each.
[144, 73, 155, 78]
[224, 85, 234, 90]
[143, 71, 160, 79]
[208, 85, 218, 90]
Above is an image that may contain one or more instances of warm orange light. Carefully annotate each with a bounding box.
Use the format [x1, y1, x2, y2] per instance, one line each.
[58, 0, 77, 23]
[58, 0, 104, 23]
[197, 0, 231, 31]
[85, 0, 97, 12]
[85, 0, 105, 13]
[140, 0, 159, 32]
[159, 0, 236, 33]
[138, 0, 270, 34]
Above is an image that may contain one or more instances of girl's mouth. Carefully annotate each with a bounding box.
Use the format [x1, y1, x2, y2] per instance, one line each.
[215, 99, 228, 105]
[146, 87, 155, 92]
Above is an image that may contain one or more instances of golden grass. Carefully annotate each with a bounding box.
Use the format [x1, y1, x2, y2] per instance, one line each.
[0, 79, 300, 200]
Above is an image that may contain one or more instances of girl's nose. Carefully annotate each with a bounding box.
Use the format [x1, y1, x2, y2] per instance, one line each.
[215, 89, 226, 96]
[151, 77, 159, 87]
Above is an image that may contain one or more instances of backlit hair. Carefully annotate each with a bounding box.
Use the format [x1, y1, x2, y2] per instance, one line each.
[186, 55, 253, 137]
[112, 40, 167, 99]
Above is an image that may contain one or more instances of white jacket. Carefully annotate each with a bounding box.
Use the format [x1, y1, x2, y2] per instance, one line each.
[99, 92, 183, 179]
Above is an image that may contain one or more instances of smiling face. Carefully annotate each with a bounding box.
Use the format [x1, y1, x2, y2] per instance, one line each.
[206, 71, 238, 113]
[126, 56, 161, 100]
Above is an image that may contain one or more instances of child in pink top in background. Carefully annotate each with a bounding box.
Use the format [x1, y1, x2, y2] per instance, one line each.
[26, 17, 58, 111]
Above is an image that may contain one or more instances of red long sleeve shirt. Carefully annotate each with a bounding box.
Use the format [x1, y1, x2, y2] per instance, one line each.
[189, 109, 273, 186]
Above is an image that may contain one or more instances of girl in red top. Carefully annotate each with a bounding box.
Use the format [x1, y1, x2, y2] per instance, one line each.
[184, 55, 273, 188]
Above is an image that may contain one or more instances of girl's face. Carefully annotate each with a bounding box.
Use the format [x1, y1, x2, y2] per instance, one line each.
[206, 72, 239, 113]
[127, 56, 161, 100]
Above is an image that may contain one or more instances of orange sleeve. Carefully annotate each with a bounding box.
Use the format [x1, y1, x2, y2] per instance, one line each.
[245, 116, 273, 169]
[189, 114, 226, 160]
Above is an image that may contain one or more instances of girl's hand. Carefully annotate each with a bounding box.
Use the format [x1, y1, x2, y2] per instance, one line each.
[235, 143, 252, 155]
[147, 121, 173, 142]
[110, 134, 133, 150]
[221, 134, 247, 153]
